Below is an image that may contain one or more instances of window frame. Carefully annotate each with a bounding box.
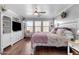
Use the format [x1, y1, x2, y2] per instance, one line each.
[42, 21, 50, 32]
[26, 21, 33, 32]
[25, 20, 50, 33]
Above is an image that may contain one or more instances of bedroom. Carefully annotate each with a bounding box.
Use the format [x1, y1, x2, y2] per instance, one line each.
[0, 4, 79, 55]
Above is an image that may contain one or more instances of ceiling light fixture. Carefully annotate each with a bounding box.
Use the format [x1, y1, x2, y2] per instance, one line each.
[33, 7, 46, 16]
[33, 8, 39, 16]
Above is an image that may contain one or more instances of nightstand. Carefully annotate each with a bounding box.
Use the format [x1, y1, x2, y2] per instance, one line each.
[68, 40, 79, 55]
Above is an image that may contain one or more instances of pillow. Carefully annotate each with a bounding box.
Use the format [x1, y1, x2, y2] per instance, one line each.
[64, 30, 74, 40]
[56, 29, 65, 36]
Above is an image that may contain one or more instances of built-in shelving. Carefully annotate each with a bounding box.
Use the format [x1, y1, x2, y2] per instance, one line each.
[3, 16, 11, 33]
[0, 10, 24, 53]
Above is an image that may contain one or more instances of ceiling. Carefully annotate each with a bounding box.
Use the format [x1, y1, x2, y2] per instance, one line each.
[5, 4, 73, 18]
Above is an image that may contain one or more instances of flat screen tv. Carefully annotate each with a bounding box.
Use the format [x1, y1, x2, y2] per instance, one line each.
[12, 21, 21, 31]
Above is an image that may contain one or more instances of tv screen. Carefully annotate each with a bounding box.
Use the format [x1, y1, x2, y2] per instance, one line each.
[12, 21, 21, 31]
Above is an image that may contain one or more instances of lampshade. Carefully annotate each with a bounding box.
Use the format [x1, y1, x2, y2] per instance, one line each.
[33, 12, 39, 16]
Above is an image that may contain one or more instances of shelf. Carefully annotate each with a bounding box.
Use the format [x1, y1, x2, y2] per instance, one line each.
[3, 16, 11, 33]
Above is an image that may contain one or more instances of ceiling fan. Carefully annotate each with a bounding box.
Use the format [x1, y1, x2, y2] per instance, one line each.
[33, 8, 46, 16]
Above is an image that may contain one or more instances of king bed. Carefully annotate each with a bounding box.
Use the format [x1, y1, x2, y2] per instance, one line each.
[31, 27, 75, 54]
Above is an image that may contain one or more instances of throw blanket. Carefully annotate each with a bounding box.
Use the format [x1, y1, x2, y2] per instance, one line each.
[31, 32, 48, 44]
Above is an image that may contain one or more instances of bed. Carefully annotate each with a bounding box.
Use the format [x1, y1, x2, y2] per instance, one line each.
[31, 27, 75, 54]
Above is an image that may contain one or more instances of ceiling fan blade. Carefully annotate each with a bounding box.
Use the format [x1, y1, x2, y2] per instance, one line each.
[38, 11, 46, 13]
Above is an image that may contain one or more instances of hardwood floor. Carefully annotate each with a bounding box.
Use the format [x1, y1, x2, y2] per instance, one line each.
[3, 37, 67, 55]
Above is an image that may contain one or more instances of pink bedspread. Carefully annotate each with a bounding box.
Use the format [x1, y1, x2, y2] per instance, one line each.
[31, 32, 48, 44]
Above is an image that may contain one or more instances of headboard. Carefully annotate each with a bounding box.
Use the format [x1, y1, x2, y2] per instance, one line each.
[56, 27, 76, 40]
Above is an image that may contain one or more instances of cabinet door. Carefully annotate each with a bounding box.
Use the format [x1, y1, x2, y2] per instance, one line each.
[19, 31, 23, 40]
[2, 33, 11, 48]
[11, 32, 17, 44]
[11, 31, 23, 44]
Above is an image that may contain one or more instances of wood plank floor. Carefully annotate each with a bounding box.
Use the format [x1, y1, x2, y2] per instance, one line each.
[3, 37, 67, 55]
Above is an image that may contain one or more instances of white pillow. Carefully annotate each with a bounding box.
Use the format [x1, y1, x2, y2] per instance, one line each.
[56, 29, 65, 36]
[64, 30, 74, 40]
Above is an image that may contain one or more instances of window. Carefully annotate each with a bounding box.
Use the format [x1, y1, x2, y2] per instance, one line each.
[35, 27, 41, 32]
[25, 20, 50, 33]
[43, 21, 49, 26]
[26, 21, 33, 26]
[35, 21, 41, 26]
[43, 27, 49, 32]
[43, 21, 49, 32]
[26, 21, 33, 32]
[35, 21, 41, 32]
[27, 27, 33, 32]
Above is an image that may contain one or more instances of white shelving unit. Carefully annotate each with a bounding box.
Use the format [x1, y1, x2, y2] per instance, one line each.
[2, 16, 11, 50]
[0, 10, 24, 53]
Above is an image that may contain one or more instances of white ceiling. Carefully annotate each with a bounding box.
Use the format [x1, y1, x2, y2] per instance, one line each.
[5, 4, 72, 18]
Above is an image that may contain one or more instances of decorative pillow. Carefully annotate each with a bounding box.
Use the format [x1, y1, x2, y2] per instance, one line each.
[64, 30, 74, 40]
[56, 29, 65, 36]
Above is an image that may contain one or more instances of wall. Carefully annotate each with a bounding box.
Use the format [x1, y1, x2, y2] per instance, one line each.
[55, 5, 79, 19]
[54, 4, 79, 40]
[55, 4, 79, 30]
